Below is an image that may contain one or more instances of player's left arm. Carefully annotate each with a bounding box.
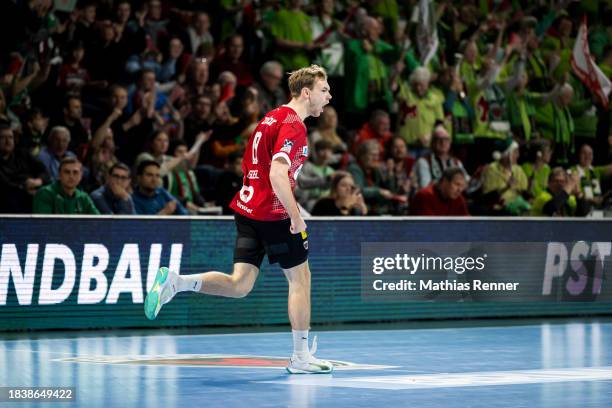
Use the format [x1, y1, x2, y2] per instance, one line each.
[269, 158, 306, 233]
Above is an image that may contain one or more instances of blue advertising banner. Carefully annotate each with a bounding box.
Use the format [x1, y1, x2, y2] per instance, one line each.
[1, 216, 611, 331]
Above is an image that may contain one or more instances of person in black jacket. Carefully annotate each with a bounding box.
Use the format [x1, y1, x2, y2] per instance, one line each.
[0, 125, 49, 213]
[311, 171, 368, 216]
[531, 167, 591, 217]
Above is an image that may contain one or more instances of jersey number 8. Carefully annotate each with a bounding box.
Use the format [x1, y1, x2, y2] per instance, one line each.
[252, 131, 262, 165]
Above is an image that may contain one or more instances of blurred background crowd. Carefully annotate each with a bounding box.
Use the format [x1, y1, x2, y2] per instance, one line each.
[0, 0, 610, 217]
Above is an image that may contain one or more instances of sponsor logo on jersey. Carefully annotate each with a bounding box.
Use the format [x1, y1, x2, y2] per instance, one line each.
[280, 139, 293, 153]
[239, 185, 254, 203]
[236, 200, 253, 214]
[247, 170, 259, 179]
[261, 117, 277, 126]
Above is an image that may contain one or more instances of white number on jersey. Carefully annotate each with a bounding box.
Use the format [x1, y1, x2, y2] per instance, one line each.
[252, 131, 262, 165]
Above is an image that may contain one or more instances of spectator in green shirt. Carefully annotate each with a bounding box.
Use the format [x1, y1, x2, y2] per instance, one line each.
[396, 67, 445, 150]
[481, 138, 530, 215]
[534, 83, 575, 165]
[522, 139, 552, 200]
[344, 16, 398, 115]
[269, 0, 315, 71]
[33, 157, 100, 215]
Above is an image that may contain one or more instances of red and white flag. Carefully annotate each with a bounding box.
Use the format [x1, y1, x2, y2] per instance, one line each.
[571, 17, 611, 109]
[417, 0, 439, 66]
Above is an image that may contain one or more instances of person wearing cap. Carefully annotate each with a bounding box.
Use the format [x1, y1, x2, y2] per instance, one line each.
[481, 138, 530, 215]
[414, 123, 468, 190]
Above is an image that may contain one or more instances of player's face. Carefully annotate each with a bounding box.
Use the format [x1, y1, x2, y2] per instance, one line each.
[307, 79, 332, 117]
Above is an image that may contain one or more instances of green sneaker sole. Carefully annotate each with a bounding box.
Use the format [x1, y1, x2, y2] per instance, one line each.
[144, 267, 169, 320]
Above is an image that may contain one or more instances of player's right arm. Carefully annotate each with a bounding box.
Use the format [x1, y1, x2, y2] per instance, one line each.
[269, 158, 306, 233]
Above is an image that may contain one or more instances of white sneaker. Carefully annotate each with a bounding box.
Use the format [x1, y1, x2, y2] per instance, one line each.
[144, 267, 178, 320]
[286, 336, 333, 374]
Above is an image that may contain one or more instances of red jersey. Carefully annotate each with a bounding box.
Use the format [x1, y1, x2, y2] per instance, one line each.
[230, 106, 308, 221]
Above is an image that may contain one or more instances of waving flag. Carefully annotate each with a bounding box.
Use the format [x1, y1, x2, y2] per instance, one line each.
[571, 17, 611, 109]
[417, 0, 439, 66]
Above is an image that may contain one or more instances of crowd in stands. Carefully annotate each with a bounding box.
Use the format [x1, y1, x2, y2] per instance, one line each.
[0, 0, 610, 217]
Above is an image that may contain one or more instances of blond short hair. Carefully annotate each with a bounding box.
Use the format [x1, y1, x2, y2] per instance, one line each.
[287, 64, 327, 98]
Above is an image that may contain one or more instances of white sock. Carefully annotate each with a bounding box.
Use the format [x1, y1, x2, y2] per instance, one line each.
[176, 274, 203, 293]
[292, 330, 309, 358]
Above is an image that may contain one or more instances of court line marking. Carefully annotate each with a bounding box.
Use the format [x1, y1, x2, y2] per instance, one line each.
[259, 366, 612, 390]
[3, 322, 608, 343]
[53, 354, 398, 371]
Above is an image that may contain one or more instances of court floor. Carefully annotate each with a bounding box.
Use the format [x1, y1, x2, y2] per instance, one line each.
[1, 319, 612, 407]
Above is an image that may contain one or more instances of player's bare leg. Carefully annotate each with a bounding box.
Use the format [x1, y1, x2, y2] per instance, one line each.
[144, 263, 258, 319]
[198, 263, 259, 298]
[283, 260, 333, 374]
[284, 260, 311, 330]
